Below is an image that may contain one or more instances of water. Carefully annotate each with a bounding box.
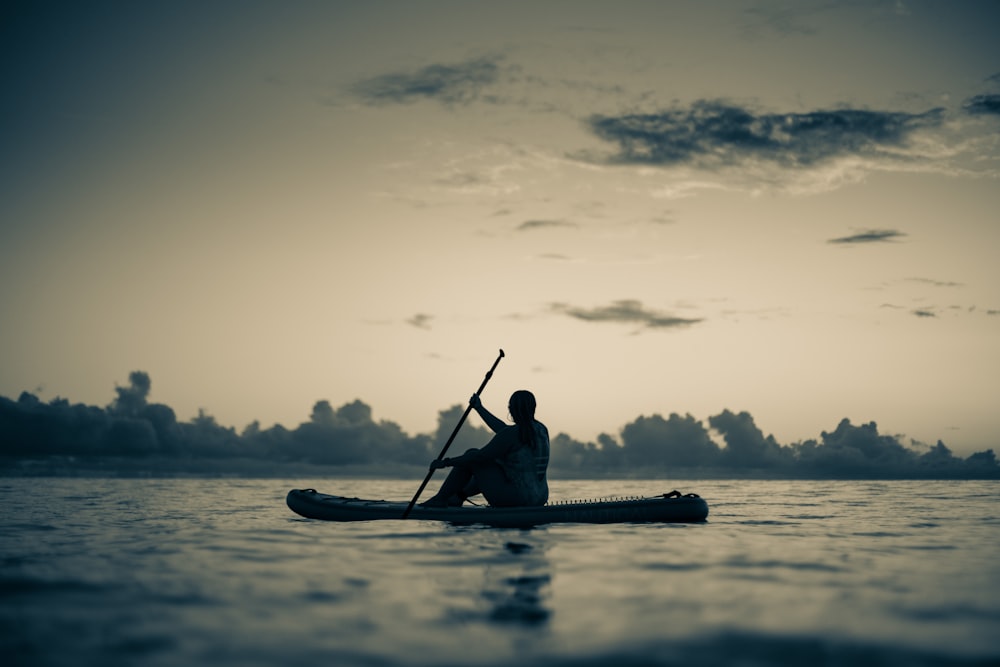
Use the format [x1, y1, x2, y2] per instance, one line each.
[1, 478, 997, 667]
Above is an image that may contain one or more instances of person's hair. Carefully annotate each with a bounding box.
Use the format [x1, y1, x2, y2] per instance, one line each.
[508, 390, 537, 448]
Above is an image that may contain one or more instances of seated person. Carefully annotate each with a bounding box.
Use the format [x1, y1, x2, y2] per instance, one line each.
[421, 390, 549, 508]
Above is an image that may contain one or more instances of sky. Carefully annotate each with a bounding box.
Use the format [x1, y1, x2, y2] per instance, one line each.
[2, 0, 999, 457]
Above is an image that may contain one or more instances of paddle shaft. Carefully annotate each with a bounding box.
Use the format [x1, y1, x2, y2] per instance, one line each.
[401, 349, 505, 519]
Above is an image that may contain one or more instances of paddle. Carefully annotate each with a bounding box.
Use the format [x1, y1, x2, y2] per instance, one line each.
[401, 348, 505, 519]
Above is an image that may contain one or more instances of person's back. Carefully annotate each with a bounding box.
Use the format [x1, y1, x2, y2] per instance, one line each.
[497, 420, 549, 506]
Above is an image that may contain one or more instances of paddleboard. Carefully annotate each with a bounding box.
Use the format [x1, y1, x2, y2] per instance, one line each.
[286, 488, 708, 527]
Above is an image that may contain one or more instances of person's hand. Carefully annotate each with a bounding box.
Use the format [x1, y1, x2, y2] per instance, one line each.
[430, 458, 448, 470]
[469, 394, 482, 410]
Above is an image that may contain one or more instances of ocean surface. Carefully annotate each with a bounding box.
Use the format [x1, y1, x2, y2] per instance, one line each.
[1, 478, 998, 667]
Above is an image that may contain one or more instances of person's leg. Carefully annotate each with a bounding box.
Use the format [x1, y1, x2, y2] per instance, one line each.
[421, 466, 472, 506]
[460, 476, 482, 501]
[422, 449, 479, 507]
[469, 462, 523, 507]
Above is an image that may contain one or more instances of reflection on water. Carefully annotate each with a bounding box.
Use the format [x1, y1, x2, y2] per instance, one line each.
[484, 541, 551, 626]
[439, 533, 554, 629]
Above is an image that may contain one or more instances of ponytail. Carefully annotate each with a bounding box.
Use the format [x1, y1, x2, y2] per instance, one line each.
[508, 390, 537, 448]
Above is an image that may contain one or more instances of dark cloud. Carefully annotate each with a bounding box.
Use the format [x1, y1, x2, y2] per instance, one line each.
[550, 299, 703, 330]
[551, 414, 997, 479]
[517, 219, 577, 231]
[1, 373, 996, 479]
[350, 56, 502, 106]
[620, 413, 721, 467]
[881, 302, 990, 320]
[963, 93, 1000, 116]
[0, 372, 434, 472]
[827, 229, 906, 244]
[407, 313, 433, 330]
[110, 371, 152, 418]
[583, 100, 944, 169]
[709, 410, 790, 468]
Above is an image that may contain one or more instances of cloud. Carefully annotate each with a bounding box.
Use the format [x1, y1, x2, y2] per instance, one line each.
[905, 277, 963, 288]
[350, 56, 502, 106]
[621, 413, 721, 467]
[554, 413, 999, 478]
[517, 219, 578, 231]
[407, 313, 433, 330]
[709, 410, 789, 467]
[550, 299, 702, 330]
[583, 100, 944, 169]
[881, 300, 990, 321]
[110, 370, 152, 417]
[963, 93, 1000, 116]
[827, 229, 906, 244]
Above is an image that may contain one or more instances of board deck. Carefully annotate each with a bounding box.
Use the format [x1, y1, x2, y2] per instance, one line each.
[286, 488, 709, 527]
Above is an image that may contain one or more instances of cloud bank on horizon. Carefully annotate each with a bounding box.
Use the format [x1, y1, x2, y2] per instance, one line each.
[1, 372, 996, 479]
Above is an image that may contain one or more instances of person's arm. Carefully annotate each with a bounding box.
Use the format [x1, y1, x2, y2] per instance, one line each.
[431, 428, 514, 469]
[470, 394, 507, 434]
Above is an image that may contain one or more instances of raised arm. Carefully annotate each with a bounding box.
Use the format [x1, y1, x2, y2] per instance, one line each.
[470, 394, 507, 434]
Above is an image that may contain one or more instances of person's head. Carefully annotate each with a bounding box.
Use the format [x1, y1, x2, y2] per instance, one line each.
[508, 390, 536, 427]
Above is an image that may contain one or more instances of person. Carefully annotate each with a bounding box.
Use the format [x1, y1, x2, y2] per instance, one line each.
[421, 390, 550, 508]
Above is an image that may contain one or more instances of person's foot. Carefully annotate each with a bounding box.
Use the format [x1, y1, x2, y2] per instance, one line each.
[419, 495, 464, 508]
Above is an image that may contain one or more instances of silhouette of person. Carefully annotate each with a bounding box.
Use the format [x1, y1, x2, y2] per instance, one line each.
[421, 390, 550, 508]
